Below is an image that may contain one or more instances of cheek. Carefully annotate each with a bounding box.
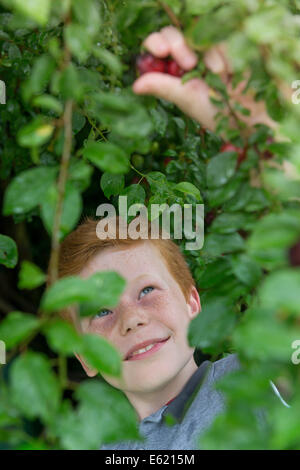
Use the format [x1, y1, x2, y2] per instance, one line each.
[142, 291, 181, 325]
[81, 314, 113, 337]
[88, 317, 114, 336]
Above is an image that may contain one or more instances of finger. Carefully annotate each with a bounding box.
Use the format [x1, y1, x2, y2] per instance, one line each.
[143, 31, 170, 58]
[204, 42, 233, 83]
[203, 47, 226, 74]
[160, 26, 198, 70]
[132, 73, 217, 130]
[133, 72, 183, 102]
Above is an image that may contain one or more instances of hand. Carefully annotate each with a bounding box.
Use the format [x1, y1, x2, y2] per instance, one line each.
[132, 26, 279, 137]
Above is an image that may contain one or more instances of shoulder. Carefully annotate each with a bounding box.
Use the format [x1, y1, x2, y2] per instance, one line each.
[211, 353, 242, 382]
[211, 354, 290, 408]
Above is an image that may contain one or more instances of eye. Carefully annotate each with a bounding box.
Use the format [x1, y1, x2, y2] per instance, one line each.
[139, 286, 154, 299]
[93, 308, 112, 320]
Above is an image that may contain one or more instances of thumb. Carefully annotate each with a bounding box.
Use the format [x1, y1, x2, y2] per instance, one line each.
[133, 72, 184, 106]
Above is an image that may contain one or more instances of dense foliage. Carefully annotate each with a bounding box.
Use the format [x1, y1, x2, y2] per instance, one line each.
[0, 0, 300, 450]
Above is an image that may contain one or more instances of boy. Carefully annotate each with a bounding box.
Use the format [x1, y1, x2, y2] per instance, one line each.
[57, 27, 287, 450]
[58, 217, 287, 451]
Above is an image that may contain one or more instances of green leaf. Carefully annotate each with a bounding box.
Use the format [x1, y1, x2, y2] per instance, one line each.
[0, 234, 18, 268]
[206, 71, 228, 99]
[206, 175, 242, 207]
[68, 159, 93, 192]
[32, 94, 63, 115]
[247, 210, 300, 269]
[12, 0, 51, 26]
[149, 106, 168, 137]
[100, 173, 125, 199]
[270, 395, 300, 449]
[59, 63, 83, 101]
[16, 440, 50, 450]
[244, 188, 271, 212]
[40, 183, 82, 241]
[230, 254, 262, 287]
[186, 0, 221, 15]
[3, 166, 58, 216]
[210, 212, 255, 234]
[22, 55, 56, 102]
[42, 319, 82, 356]
[203, 232, 245, 257]
[233, 308, 298, 362]
[174, 182, 202, 201]
[195, 258, 233, 289]
[41, 271, 126, 314]
[118, 184, 146, 220]
[85, 91, 153, 139]
[206, 151, 238, 188]
[0, 311, 40, 349]
[223, 184, 266, 212]
[17, 117, 54, 148]
[53, 382, 140, 450]
[79, 271, 127, 317]
[245, 7, 285, 44]
[78, 334, 121, 376]
[72, 0, 101, 36]
[262, 168, 300, 201]
[93, 47, 123, 77]
[10, 351, 60, 422]
[145, 172, 168, 194]
[188, 298, 236, 351]
[76, 380, 139, 444]
[258, 269, 300, 315]
[18, 261, 46, 290]
[72, 112, 86, 134]
[65, 24, 93, 63]
[83, 141, 130, 174]
[40, 276, 99, 313]
[233, 101, 251, 116]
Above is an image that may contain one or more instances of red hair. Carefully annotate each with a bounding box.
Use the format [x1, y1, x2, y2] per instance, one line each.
[54, 215, 196, 323]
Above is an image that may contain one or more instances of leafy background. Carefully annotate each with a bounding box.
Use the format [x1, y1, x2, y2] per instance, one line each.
[0, 0, 300, 450]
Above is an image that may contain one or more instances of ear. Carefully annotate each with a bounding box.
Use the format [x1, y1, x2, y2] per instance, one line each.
[186, 286, 201, 320]
[74, 352, 98, 377]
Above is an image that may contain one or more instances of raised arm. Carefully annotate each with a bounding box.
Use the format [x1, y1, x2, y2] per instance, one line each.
[132, 26, 279, 137]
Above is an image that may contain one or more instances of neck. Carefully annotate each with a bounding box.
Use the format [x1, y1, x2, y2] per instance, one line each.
[124, 355, 199, 422]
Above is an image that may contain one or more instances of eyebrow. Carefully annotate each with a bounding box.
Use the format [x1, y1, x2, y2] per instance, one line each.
[132, 274, 159, 284]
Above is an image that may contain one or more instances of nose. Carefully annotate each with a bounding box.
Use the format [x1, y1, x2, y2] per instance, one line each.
[120, 305, 150, 334]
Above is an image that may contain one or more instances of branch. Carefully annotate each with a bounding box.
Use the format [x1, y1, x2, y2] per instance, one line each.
[157, 1, 182, 29]
[47, 99, 73, 286]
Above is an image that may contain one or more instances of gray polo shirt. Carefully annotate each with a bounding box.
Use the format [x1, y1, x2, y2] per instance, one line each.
[99, 353, 288, 450]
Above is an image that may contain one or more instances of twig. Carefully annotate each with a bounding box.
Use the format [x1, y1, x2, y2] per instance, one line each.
[48, 99, 73, 286]
[84, 112, 108, 141]
[130, 163, 145, 179]
[157, 1, 182, 29]
[47, 9, 74, 287]
[58, 355, 67, 388]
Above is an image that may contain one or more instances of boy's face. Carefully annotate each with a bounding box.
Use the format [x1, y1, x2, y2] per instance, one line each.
[75, 241, 201, 395]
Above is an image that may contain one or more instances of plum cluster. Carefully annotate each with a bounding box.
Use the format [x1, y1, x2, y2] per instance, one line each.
[137, 53, 185, 77]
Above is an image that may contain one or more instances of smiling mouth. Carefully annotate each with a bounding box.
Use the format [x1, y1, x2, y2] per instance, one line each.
[124, 336, 170, 361]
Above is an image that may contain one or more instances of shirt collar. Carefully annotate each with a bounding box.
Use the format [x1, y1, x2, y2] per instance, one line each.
[162, 360, 212, 424]
[140, 360, 212, 425]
